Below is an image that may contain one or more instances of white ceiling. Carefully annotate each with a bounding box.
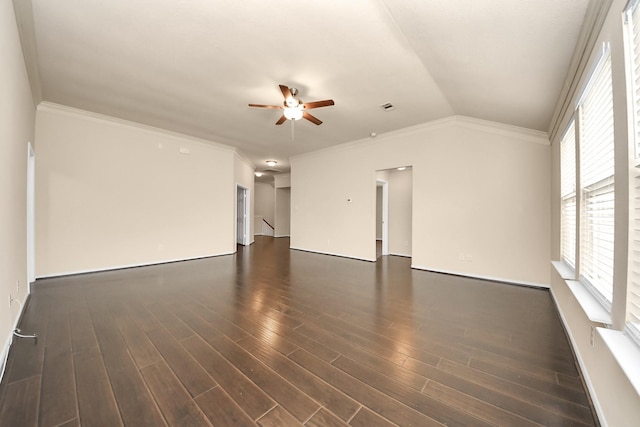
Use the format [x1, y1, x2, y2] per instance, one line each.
[19, 0, 589, 174]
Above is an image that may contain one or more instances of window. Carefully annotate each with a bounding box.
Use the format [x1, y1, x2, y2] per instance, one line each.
[560, 120, 577, 268]
[625, 0, 640, 340]
[579, 52, 615, 307]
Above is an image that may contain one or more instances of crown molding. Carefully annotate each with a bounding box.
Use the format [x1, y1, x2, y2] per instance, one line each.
[233, 149, 256, 170]
[36, 102, 237, 153]
[13, 0, 42, 106]
[291, 114, 549, 162]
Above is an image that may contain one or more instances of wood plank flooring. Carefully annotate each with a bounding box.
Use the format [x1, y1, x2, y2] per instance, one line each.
[0, 236, 597, 426]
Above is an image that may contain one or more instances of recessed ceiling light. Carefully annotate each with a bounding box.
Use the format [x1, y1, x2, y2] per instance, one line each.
[266, 160, 277, 167]
[397, 167, 406, 171]
[255, 172, 263, 177]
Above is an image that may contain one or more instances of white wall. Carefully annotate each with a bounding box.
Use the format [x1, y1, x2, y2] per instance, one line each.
[0, 0, 35, 375]
[35, 103, 237, 277]
[254, 182, 275, 228]
[274, 173, 291, 188]
[549, 0, 640, 425]
[291, 116, 550, 286]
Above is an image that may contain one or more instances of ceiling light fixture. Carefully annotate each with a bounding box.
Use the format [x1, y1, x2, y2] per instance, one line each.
[283, 89, 304, 121]
[285, 96, 299, 108]
[283, 106, 303, 121]
[266, 160, 277, 167]
[255, 172, 263, 177]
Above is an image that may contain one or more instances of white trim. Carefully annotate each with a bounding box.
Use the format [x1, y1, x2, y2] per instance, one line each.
[26, 142, 35, 285]
[575, 42, 612, 108]
[290, 246, 376, 263]
[376, 178, 389, 256]
[548, 0, 614, 142]
[452, 115, 549, 145]
[291, 115, 549, 163]
[35, 253, 235, 280]
[552, 261, 612, 324]
[233, 149, 256, 170]
[410, 265, 549, 289]
[549, 287, 606, 426]
[625, 0, 640, 20]
[566, 280, 613, 324]
[597, 328, 640, 398]
[12, 0, 43, 105]
[551, 260, 576, 280]
[236, 184, 251, 246]
[37, 102, 237, 153]
[0, 295, 29, 385]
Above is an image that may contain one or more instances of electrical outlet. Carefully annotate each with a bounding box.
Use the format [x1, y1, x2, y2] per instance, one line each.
[590, 326, 595, 347]
[16, 279, 20, 292]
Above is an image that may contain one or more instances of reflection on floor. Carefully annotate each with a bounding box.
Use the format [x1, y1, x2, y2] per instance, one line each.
[0, 236, 596, 426]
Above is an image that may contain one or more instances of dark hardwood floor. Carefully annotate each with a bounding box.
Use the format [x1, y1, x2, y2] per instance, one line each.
[0, 236, 596, 426]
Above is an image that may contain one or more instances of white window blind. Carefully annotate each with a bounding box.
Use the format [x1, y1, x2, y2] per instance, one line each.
[560, 120, 577, 268]
[625, 0, 640, 335]
[628, 0, 640, 158]
[629, 169, 640, 332]
[579, 53, 615, 306]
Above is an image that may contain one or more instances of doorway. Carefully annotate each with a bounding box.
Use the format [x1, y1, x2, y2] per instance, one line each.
[376, 179, 389, 258]
[236, 185, 250, 246]
[376, 167, 413, 259]
[275, 187, 291, 237]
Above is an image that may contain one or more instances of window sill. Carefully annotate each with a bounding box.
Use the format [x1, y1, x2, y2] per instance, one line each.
[597, 328, 640, 398]
[551, 260, 575, 280]
[552, 261, 611, 325]
[566, 280, 612, 325]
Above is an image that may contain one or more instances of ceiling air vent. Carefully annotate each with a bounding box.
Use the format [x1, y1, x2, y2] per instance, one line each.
[380, 103, 395, 111]
[263, 169, 280, 174]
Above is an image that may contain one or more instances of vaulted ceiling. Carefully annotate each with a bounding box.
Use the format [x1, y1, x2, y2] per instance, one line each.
[16, 0, 590, 174]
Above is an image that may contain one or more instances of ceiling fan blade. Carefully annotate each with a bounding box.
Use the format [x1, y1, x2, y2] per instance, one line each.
[276, 115, 287, 125]
[279, 85, 292, 100]
[302, 99, 335, 110]
[303, 111, 322, 125]
[248, 104, 282, 109]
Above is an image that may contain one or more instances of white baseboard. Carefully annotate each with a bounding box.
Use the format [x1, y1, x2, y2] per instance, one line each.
[389, 252, 411, 258]
[0, 293, 30, 385]
[289, 246, 376, 262]
[549, 287, 606, 426]
[36, 252, 236, 280]
[410, 264, 549, 289]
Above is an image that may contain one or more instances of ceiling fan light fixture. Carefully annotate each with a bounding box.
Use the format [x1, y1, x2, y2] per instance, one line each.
[285, 97, 299, 108]
[284, 107, 303, 121]
[249, 84, 333, 126]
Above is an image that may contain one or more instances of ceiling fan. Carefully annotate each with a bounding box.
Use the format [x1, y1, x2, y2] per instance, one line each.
[249, 85, 334, 125]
